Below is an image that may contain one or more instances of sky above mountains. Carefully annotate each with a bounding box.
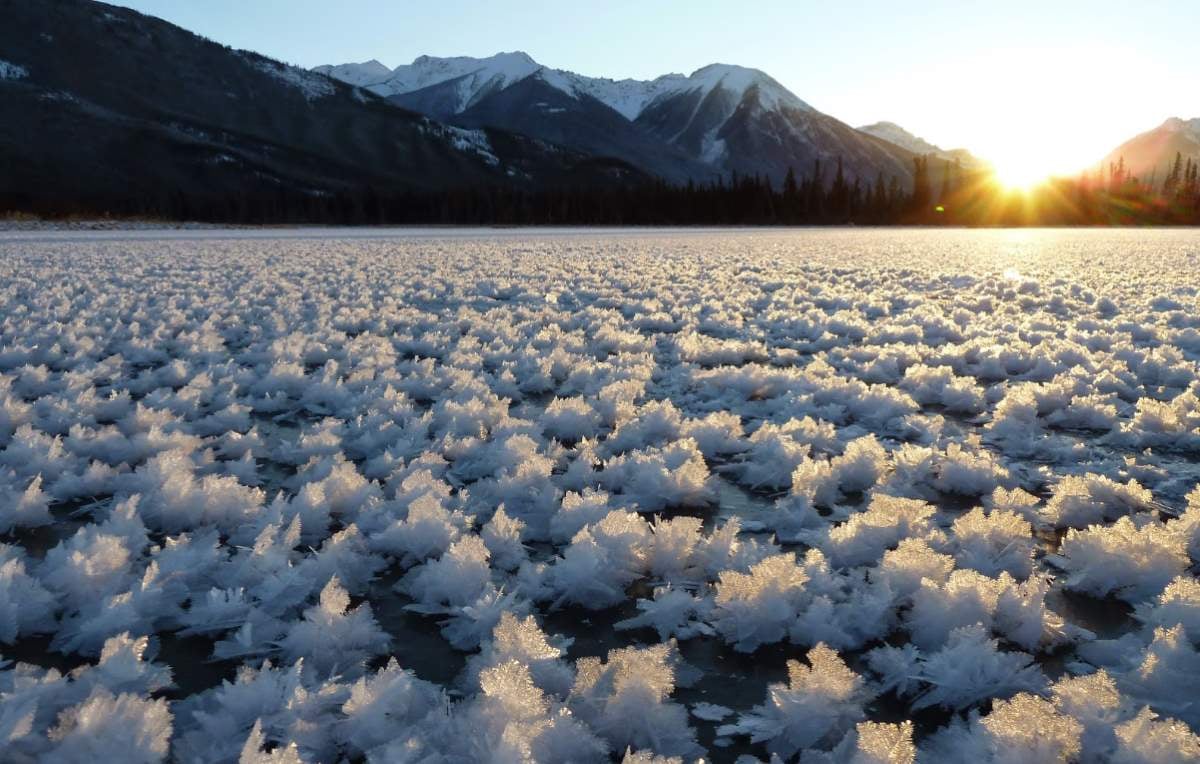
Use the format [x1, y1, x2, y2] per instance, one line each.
[112, 0, 1197, 178]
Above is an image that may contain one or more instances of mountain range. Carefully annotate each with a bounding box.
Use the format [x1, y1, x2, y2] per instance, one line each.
[314, 52, 962, 186]
[0, 0, 1195, 221]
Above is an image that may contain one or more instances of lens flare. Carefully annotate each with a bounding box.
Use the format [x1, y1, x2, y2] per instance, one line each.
[992, 157, 1050, 191]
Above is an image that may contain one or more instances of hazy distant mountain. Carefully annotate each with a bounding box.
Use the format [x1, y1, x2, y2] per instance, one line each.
[1103, 117, 1200, 181]
[858, 122, 951, 159]
[858, 122, 943, 155]
[316, 53, 926, 185]
[0, 1, 643, 215]
[857, 122, 981, 167]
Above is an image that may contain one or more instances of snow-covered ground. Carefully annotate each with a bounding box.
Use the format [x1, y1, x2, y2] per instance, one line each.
[1, 227, 1199, 762]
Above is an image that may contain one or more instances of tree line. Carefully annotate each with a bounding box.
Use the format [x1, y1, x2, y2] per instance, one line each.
[6, 153, 1200, 226]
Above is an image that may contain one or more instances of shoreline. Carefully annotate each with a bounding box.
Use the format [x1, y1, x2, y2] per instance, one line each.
[4, 219, 1200, 233]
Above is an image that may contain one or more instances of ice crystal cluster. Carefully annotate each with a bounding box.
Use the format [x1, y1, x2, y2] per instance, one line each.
[0, 228, 1199, 762]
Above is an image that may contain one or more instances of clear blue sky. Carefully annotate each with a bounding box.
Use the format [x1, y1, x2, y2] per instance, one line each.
[109, 0, 1197, 175]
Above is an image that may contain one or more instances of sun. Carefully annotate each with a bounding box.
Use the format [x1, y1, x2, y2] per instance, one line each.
[991, 155, 1050, 191]
[917, 45, 1139, 194]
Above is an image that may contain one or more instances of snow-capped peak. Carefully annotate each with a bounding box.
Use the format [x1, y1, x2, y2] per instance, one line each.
[683, 63, 812, 112]
[311, 59, 392, 88]
[346, 51, 544, 104]
[312, 53, 815, 121]
[535, 62, 812, 119]
[413, 51, 536, 69]
[402, 50, 542, 89]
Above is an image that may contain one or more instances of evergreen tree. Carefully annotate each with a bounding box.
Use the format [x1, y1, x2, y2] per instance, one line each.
[1163, 152, 1184, 196]
[849, 177, 863, 221]
[887, 175, 903, 218]
[871, 172, 887, 223]
[909, 156, 932, 220]
[1110, 156, 1126, 194]
[939, 159, 953, 203]
[782, 167, 799, 223]
[806, 159, 824, 220]
[829, 156, 850, 222]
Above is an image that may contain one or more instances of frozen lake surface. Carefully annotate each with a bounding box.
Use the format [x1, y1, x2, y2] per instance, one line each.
[1, 227, 1199, 762]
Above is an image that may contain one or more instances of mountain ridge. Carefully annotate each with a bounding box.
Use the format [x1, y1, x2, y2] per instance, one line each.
[315, 51, 923, 185]
[1102, 116, 1200, 182]
[314, 54, 812, 122]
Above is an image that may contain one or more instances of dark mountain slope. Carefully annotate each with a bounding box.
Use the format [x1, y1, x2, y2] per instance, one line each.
[0, 0, 643, 216]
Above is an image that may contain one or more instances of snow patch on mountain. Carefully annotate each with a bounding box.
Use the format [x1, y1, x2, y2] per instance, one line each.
[415, 120, 499, 166]
[251, 59, 334, 101]
[0, 60, 28, 80]
[570, 74, 690, 119]
[442, 126, 499, 166]
[535, 68, 689, 120]
[699, 127, 727, 164]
